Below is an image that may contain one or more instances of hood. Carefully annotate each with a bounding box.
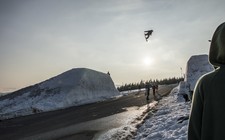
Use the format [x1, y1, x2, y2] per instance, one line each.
[209, 22, 225, 67]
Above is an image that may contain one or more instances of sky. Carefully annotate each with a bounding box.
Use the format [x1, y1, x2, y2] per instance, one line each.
[0, 0, 225, 92]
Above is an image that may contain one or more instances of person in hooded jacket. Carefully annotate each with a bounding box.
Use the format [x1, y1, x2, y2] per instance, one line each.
[188, 22, 225, 140]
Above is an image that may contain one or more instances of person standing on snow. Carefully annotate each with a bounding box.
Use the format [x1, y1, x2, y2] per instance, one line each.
[155, 84, 158, 94]
[145, 83, 150, 100]
[188, 22, 225, 140]
[152, 85, 156, 99]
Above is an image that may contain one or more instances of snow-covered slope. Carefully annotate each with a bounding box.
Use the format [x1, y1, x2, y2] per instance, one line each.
[0, 68, 120, 119]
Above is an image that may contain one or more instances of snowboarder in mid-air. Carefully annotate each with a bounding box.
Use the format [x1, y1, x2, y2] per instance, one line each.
[144, 30, 153, 42]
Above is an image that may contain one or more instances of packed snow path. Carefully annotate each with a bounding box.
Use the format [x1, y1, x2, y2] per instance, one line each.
[0, 85, 175, 140]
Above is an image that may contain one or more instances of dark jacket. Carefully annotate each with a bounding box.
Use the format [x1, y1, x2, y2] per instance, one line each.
[188, 22, 225, 140]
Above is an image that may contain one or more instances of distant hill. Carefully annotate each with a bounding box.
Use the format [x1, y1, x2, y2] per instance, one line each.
[0, 68, 120, 120]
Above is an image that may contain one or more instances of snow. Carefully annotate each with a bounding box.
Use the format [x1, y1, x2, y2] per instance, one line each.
[96, 102, 158, 140]
[135, 87, 190, 140]
[135, 54, 214, 140]
[120, 88, 146, 95]
[179, 54, 214, 97]
[0, 68, 120, 120]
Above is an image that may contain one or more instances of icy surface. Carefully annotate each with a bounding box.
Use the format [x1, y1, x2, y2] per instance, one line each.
[95, 102, 158, 140]
[23, 103, 157, 140]
[120, 88, 146, 95]
[0, 68, 120, 119]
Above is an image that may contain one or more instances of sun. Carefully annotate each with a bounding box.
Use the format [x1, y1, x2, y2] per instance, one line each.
[143, 56, 153, 66]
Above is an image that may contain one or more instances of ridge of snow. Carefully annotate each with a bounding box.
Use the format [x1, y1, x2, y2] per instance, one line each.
[0, 68, 120, 120]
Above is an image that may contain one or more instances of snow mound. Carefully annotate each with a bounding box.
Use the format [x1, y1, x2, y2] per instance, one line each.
[0, 68, 120, 120]
[135, 86, 191, 140]
[178, 54, 214, 98]
[185, 54, 214, 90]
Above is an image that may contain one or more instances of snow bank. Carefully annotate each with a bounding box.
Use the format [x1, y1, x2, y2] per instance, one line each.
[178, 54, 213, 98]
[0, 68, 120, 120]
[135, 86, 191, 140]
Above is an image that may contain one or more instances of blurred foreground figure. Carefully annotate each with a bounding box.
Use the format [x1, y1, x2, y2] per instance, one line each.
[188, 22, 225, 140]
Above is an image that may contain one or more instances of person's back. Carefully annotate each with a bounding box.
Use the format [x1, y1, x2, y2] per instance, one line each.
[188, 22, 225, 140]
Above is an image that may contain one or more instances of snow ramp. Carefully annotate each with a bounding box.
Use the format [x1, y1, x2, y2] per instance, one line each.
[0, 68, 120, 119]
[178, 54, 214, 99]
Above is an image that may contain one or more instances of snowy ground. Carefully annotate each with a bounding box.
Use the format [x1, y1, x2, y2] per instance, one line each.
[135, 86, 190, 140]
[120, 88, 146, 95]
[95, 101, 158, 140]
[93, 85, 191, 140]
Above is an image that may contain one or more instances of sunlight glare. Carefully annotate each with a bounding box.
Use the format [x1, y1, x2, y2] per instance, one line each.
[143, 57, 153, 66]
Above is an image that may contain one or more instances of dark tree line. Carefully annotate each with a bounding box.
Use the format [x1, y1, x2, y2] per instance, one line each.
[117, 77, 184, 92]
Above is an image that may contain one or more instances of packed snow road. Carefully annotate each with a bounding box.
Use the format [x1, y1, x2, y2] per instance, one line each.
[0, 85, 175, 140]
